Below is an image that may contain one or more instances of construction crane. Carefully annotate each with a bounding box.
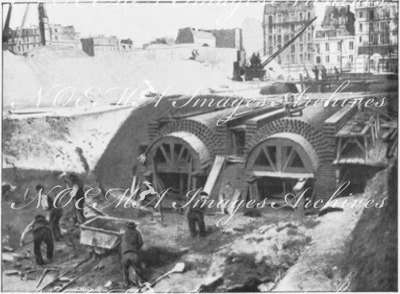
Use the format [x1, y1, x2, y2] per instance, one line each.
[233, 17, 317, 81]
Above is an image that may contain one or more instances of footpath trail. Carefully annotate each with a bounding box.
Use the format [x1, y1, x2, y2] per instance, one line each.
[274, 196, 366, 291]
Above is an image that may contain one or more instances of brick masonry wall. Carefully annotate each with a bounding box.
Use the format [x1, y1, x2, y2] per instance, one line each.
[323, 106, 357, 161]
[154, 118, 223, 160]
[245, 118, 336, 201]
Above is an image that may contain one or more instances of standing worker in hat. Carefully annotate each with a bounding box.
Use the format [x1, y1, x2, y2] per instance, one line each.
[121, 222, 145, 288]
[37, 184, 64, 241]
[186, 191, 208, 238]
[20, 215, 54, 266]
[67, 173, 86, 224]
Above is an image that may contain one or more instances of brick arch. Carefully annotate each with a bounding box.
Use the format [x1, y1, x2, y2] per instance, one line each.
[246, 118, 333, 164]
[246, 118, 337, 201]
[155, 119, 222, 158]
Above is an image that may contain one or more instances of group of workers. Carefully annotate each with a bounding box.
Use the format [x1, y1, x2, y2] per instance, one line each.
[20, 173, 85, 266]
[250, 52, 262, 69]
[312, 65, 342, 81]
[122, 190, 210, 288]
[19, 173, 210, 289]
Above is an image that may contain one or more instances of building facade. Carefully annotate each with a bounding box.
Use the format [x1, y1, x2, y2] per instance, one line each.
[120, 38, 134, 51]
[314, 6, 356, 72]
[49, 24, 80, 48]
[81, 35, 121, 56]
[5, 26, 42, 54]
[354, 2, 398, 73]
[6, 24, 80, 54]
[263, 3, 316, 77]
[211, 28, 243, 49]
[176, 27, 216, 47]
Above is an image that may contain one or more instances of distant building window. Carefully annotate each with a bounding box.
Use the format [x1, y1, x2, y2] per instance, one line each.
[359, 23, 363, 32]
[308, 33, 311, 41]
[300, 44, 303, 52]
[268, 16, 273, 33]
[325, 43, 329, 51]
[359, 11, 363, 18]
[300, 54, 303, 62]
[307, 53, 311, 61]
[291, 44, 295, 53]
[300, 13, 303, 21]
[337, 42, 342, 51]
[349, 55, 353, 62]
[316, 56, 321, 64]
[359, 36, 362, 42]
[307, 12, 311, 20]
[326, 56, 330, 63]
[369, 10, 374, 20]
[349, 41, 354, 50]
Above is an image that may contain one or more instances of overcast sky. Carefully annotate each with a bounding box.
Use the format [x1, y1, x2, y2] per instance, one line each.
[4, 2, 330, 46]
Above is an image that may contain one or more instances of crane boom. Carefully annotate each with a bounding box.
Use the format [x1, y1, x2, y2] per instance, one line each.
[261, 17, 317, 69]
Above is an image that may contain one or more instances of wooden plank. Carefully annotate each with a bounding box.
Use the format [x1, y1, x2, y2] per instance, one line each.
[227, 189, 241, 215]
[203, 155, 225, 195]
[252, 171, 314, 179]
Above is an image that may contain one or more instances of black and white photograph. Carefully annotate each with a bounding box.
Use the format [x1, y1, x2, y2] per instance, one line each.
[1, 0, 398, 292]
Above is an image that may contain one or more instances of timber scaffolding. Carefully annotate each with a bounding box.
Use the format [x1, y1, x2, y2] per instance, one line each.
[134, 91, 396, 212]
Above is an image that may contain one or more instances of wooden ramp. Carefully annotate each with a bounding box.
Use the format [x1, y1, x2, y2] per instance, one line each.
[203, 155, 225, 195]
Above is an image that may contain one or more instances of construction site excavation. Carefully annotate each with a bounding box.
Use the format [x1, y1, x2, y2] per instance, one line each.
[1, 1, 398, 293]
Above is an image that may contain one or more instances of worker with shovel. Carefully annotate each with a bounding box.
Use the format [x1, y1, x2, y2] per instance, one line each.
[20, 215, 54, 266]
[121, 222, 145, 289]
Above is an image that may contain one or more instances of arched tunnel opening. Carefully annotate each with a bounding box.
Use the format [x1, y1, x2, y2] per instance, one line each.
[145, 132, 209, 208]
[246, 133, 318, 203]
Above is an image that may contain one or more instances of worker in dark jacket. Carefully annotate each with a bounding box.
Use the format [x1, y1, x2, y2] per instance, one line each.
[186, 191, 208, 238]
[37, 184, 63, 241]
[68, 173, 85, 224]
[121, 222, 144, 288]
[20, 215, 54, 266]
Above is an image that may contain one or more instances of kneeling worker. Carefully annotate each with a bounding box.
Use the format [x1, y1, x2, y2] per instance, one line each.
[186, 191, 209, 238]
[121, 222, 145, 288]
[20, 215, 54, 266]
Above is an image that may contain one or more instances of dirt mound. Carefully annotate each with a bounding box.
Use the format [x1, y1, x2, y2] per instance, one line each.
[3, 46, 239, 109]
[342, 161, 397, 291]
[26, 45, 88, 59]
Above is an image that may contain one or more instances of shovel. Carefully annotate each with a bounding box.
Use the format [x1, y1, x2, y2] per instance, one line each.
[140, 262, 185, 291]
